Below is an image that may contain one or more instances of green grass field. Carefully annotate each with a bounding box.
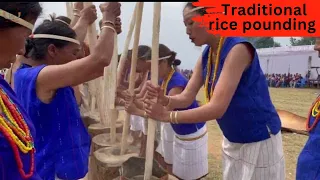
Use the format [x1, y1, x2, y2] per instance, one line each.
[197, 88, 319, 180]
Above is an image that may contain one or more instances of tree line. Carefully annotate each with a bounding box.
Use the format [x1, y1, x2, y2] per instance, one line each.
[246, 37, 315, 49]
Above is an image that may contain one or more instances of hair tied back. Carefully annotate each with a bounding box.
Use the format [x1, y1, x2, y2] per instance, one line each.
[24, 38, 35, 58]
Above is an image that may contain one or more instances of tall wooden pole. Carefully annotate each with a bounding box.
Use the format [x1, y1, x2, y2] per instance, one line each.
[66, 2, 73, 19]
[120, 2, 144, 155]
[144, 2, 161, 179]
[116, 3, 138, 88]
[103, 32, 118, 143]
[83, 2, 100, 115]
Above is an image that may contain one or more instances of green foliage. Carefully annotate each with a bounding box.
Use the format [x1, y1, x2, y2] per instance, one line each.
[290, 37, 315, 46]
[246, 37, 281, 49]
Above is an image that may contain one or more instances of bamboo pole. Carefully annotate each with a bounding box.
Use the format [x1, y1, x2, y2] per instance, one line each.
[120, 2, 144, 155]
[102, 34, 118, 143]
[144, 2, 161, 179]
[83, 3, 100, 180]
[116, 3, 138, 88]
[83, 2, 100, 115]
[66, 2, 73, 19]
[109, 3, 138, 144]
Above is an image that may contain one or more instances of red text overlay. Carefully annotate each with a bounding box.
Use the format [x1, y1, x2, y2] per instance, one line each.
[192, 0, 320, 37]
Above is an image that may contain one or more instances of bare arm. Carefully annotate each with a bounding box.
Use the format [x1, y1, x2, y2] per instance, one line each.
[135, 72, 149, 99]
[136, 81, 147, 99]
[129, 107, 146, 117]
[72, 17, 89, 42]
[73, 86, 82, 106]
[36, 3, 121, 100]
[69, 16, 80, 28]
[134, 79, 144, 94]
[166, 87, 184, 110]
[72, 5, 97, 42]
[121, 72, 143, 89]
[70, 2, 83, 28]
[171, 43, 253, 123]
[37, 27, 114, 91]
[132, 87, 183, 116]
[165, 56, 204, 109]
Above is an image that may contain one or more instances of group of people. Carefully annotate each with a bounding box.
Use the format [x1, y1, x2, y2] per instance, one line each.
[116, 44, 208, 180]
[265, 73, 307, 88]
[179, 69, 193, 80]
[0, 2, 320, 180]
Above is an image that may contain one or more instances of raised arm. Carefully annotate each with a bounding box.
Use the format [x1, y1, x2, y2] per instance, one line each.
[72, 5, 97, 42]
[69, 2, 83, 28]
[37, 3, 121, 94]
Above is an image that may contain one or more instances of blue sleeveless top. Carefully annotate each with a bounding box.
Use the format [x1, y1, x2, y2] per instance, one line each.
[14, 64, 91, 180]
[202, 37, 281, 143]
[0, 76, 41, 180]
[296, 97, 320, 180]
[161, 71, 204, 135]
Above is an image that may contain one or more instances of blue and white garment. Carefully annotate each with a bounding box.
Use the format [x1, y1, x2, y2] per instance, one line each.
[296, 96, 320, 180]
[159, 71, 208, 180]
[202, 37, 284, 180]
[0, 74, 41, 180]
[15, 64, 91, 180]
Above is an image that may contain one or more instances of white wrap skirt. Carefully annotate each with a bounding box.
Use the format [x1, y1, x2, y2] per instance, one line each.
[222, 131, 285, 180]
[173, 125, 208, 180]
[156, 122, 175, 164]
[130, 115, 143, 131]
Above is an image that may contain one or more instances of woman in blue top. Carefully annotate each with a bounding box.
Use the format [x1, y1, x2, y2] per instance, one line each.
[126, 44, 208, 180]
[0, 3, 42, 180]
[14, 3, 121, 180]
[117, 46, 152, 156]
[144, 3, 285, 180]
[119, 46, 151, 144]
[296, 40, 320, 180]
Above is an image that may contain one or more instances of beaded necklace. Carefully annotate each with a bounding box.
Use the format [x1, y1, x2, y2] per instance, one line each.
[0, 88, 35, 178]
[161, 68, 175, 95]
[204, 37, 224, 103]
[306, 96, 320, 132]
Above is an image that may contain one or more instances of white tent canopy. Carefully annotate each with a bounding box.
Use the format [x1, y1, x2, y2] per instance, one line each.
[257, 45, 320, 79]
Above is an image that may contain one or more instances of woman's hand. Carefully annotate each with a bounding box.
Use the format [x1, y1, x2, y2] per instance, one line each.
[100, 2, 121, 23]
[80, 4, 97, 25]
[124, 92, 139, 114]
[74, 2, 84, 11]
[115, 97, 125, 106]
[115, 17, 122, 34]
[144, 98, 170, 122]
[145, 80, 168, 106]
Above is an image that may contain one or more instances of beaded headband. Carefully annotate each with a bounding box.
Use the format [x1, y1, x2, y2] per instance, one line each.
[29, 34, 80, 45]
[184, 6, 205, 17]
[189, 7, 205, 13]
[0, 9, 34, 30]
[55, 19, 69, 26]
[146, 55, 172, 62]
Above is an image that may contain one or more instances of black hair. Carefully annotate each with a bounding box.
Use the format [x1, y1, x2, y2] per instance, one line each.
[55, 15, 71, 25]
[99, 19, 103, 29]
[158, 44, 176, 66]
[0, 2, 42, 29]
[184, 2, 206, 16]
[127, 45, 151, 61]
[173, 59, 181, 66]
[118, 54, 121, 62]
[24, 15, 76, 61]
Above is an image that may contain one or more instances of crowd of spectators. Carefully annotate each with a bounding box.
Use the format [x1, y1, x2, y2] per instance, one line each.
[180, 69, 193, 79]
[265, 73, 308, 88]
